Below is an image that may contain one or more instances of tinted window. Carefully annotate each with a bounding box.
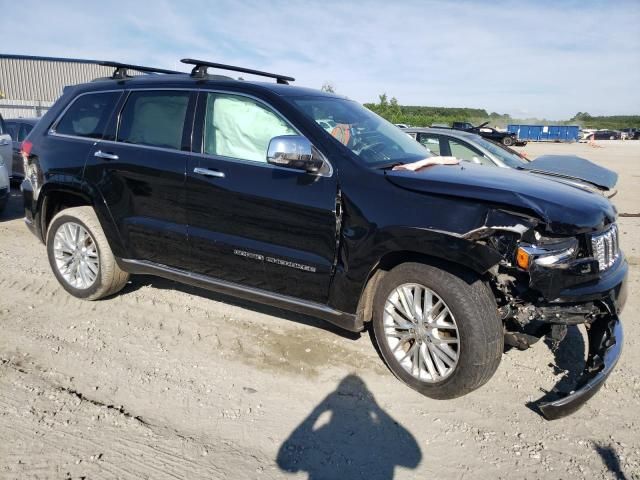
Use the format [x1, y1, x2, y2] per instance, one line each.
[55, 92, 120, 138]
[19, 123, 34, 142]
[118, 91, 190, 150]
[418, 134, 442, 155]
[203, 93, 296, 162]
[5, 122, 18, 140]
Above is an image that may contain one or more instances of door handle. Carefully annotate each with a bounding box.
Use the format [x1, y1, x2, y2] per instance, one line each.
[194, 167, 225, 178]
[94, 150, 119, 161]
[0, 139, 9, 146]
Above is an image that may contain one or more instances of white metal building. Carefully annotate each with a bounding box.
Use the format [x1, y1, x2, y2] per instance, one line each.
[0, 54, 125, 118]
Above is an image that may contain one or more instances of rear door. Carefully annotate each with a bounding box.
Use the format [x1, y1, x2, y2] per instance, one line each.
[83, 89, 196, 268]
[0, 116, 12, 177]
[186, 91, 338, 303]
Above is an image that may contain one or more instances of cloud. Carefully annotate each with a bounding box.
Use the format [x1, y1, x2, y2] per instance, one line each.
[1, 0, 638, 118]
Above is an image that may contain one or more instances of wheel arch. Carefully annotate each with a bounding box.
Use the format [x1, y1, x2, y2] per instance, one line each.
[37, 183, 127, 258]
[355, 249, 493, 326]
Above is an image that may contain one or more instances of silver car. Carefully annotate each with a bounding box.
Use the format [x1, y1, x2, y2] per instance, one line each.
[404, 127, 618, 196]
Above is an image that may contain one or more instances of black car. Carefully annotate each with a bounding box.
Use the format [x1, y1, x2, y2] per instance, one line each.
[4, 117, 38, 180]
[587, 130, 621, 140]
[451, 121, 519, 146]
[21, 60, 627, 419]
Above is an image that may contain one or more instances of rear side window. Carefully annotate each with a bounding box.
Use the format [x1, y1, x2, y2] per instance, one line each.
[117, 91, 190, 150]
[55, 92, 120, 138]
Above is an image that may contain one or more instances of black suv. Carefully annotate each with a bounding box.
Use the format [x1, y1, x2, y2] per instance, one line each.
[21, 60, 627, 419]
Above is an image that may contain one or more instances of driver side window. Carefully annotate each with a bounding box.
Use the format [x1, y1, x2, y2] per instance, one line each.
[203, 93, 296, 163]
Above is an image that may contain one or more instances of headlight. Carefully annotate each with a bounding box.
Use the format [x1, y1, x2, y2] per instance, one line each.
[515, 237, 579, 270]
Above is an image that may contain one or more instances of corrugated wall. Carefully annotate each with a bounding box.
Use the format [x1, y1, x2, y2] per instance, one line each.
[0, 57, 115, 102]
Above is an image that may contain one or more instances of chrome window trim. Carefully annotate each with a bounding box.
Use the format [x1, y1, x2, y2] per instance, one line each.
[47, 86, 334, 177]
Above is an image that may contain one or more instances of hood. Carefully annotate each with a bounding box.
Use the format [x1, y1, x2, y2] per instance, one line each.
[385, 163, 616, 235]
[520, 155, 618, 190]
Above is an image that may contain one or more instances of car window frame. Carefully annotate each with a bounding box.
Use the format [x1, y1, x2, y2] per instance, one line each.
[446, 137, 494, 166]
[192, 89, 333, 178]
[416, 132, 445, 156]
[49, 89, 124, 141]
[113, 89, 195, 153]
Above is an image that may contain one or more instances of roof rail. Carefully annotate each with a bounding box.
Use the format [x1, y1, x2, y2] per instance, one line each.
[181, 58, 295, 84]
[97, 61, 184, 80]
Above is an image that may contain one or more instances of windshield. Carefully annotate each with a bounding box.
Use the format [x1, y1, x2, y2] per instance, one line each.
[289, 96, 431, 167]
[474, 137, 528, 168]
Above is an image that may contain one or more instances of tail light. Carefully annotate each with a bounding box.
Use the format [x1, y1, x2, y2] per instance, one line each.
[21, 140, 33, 158]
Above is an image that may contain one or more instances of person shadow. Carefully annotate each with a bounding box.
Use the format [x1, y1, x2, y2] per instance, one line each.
[276, 375, 421, 480]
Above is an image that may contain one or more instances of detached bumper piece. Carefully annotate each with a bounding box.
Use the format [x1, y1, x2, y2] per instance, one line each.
[538, 316, 623, 420]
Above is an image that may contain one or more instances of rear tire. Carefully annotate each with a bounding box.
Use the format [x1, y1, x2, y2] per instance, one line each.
[46, 206, 129, 300]
[371, 262, 502, 399]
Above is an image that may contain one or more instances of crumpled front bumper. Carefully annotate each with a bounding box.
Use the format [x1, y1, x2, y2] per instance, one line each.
[538, 316, 623, 420]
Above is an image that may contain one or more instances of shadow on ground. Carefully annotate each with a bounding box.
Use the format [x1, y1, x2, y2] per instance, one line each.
[527, 325, 586, 416]
[276, 375, 421, 480]
[594, 443, 628, 480]
[0, 186, 25, 222]
[123, 275, 361, 340]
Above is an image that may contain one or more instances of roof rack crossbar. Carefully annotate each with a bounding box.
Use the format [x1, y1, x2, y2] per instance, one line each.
[181, 58, 294, 84]
[98, 61, 183, 79]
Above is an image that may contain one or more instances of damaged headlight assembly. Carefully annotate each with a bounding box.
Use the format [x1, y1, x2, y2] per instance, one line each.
[515, 235, 579, 270]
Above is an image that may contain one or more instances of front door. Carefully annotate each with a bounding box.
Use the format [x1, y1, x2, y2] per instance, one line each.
[186, 91, 338, 304]
[83, 89, 195, 268]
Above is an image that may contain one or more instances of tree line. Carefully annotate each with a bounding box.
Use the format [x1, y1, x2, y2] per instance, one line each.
[360, 93, 640, 130]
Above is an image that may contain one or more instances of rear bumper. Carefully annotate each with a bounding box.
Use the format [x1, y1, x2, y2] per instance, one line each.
[538, 315, 623, 420]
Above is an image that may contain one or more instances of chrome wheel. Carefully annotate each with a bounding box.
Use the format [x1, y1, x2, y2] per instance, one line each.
[53, 222, 99, 289]
[383, 283, 460, 383]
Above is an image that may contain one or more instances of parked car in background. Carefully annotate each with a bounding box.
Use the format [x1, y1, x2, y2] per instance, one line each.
[22, 59, 626, 419]
[0, 114, 10, 213]
[0, 161, 8, 214]
[620, 128, 640, 140]
[394, 123, 409, 129]
[450, 121, 518, 146]
[586, 130, 621, 140]
[404, 127, 618, 196]
[4, 118, 39, 180]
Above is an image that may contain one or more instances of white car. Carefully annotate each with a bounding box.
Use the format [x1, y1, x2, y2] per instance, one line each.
[0, 114, 11, 213]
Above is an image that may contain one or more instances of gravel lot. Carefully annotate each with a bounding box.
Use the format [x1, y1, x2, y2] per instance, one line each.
[1, 140, 638, 479]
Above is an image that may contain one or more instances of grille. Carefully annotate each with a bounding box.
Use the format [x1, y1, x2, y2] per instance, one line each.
[591, 224, 620, 271]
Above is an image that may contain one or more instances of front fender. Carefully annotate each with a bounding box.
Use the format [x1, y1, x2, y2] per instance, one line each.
[328, 226, 502, 314]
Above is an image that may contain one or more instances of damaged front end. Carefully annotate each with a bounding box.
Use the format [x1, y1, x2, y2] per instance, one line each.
[469, 208, 627, 420]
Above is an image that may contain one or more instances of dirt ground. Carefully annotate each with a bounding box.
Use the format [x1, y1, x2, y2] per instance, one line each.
[1, 140, 639, 480]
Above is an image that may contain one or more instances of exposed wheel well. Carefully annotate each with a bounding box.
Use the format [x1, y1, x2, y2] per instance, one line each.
[41, 190, 91, 242]
[357, 250, 484, 325]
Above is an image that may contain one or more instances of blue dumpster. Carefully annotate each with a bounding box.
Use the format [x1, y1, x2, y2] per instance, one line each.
[507, 125, 579, 142]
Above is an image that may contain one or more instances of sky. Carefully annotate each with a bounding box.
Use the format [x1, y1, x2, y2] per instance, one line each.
[1, 0, 639, 119]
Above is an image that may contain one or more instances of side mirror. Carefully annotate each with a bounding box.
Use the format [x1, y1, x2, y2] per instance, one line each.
[267, 135, 326, 173]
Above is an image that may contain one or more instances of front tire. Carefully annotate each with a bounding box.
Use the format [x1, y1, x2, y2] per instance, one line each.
[46, 206, 129, 300]
[502, 136, 514, 146]
[371, 263, 502, 399]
